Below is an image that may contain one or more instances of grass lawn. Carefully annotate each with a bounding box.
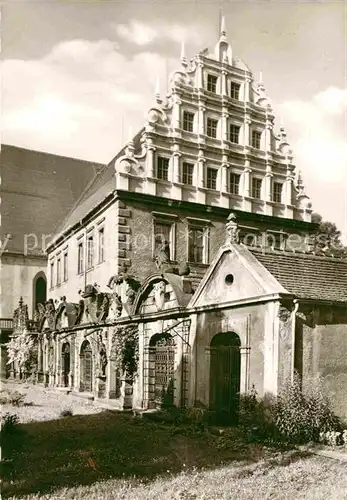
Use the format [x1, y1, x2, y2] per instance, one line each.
[1, 382, 346, 500]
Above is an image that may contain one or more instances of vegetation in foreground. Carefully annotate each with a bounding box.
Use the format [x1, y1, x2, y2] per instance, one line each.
[1, 374, 345, 499]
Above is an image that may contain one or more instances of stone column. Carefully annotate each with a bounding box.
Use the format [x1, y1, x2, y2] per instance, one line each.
[243, 160, 251, 197]
[221, 162, 228, 192]
[197, 150, 205, 188]
[146, 145, 156, 177]
[244, 77, 251, 102]
[197, 104, 205, 137]
[265, 121, 273, 151]
[265, 171, 273, 202]
[171, 95, 181, 130]
[221, 110, 229, 142]
[221, 69, 227, 95]
[172, 150, 181, 184]
[243, 117, 251, 147]
[196, 61, 204, 88]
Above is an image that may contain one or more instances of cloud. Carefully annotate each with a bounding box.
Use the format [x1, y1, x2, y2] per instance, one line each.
[280, 87, 347, 183]
[114, 20, 203, 46]
[2, 39, 177, 162]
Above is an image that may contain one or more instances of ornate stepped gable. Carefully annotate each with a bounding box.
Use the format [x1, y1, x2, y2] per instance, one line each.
[112, 18, 312, 221]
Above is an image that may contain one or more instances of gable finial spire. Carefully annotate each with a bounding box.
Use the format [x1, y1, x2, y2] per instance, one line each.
[180, 41, 187, 69]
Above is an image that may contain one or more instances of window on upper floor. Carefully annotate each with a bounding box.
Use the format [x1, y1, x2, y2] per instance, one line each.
[98, 227, 105, 263]
[229, 173, 241, 195]
[153, 217, 176, 261]
[251, 178, 262, 199]
[50, 261, 54, 289]
[182, 162, 194, 185]
[207, 74, 217, 93]
[229, 124, 240, 144]
[188, 224, 209, 264]
[251, 130, 262, 149]
[56, 257, 61, 286]
[230, 82, 241, 100]
[87, 234, 94, 269]
[206, 118, 218, 138]
[206, 167, 218, 190]
[78, 241, 84, 274]
[157, 157, 169, 181]
[183, 111, 194, 132]
[63, 251, 68, 282]
[272, 182, 283, 203]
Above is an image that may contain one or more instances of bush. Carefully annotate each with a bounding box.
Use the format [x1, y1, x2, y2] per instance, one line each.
[0, 390, 25, 407]
[60, 408, 73, 417]
[1, 413, 20, 435]
[237, 375, 342, 445]
[274, 374, 343, 444]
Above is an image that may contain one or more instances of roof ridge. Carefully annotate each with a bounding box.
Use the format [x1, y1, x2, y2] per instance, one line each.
[250, 247, 347, 263]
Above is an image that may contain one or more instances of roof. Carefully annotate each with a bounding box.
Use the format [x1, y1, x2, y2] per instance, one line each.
[251, 248, 347, 303]
[0, 144, 103, 255]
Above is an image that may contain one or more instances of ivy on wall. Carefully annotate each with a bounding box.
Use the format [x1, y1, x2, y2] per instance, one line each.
[110, 324, 139, 379]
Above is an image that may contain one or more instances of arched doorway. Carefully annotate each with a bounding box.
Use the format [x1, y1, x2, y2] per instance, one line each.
[149, 333, 176, 409]
[61, 342, 70, 387]
[33, 273, 47, 315]
[209, 332, 241, 425]
[80, 340, 93, 392]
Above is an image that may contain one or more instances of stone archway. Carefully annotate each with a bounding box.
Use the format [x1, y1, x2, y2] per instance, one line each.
[149, 333, 176, 409]
[80, 340, 93, 393]
[61, 342, 70, 388]
[209, 331, 241, 425]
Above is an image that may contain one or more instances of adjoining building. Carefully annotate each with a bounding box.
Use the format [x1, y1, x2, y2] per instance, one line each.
[9, 24, 347, 422]
[0, 144, 103, 377]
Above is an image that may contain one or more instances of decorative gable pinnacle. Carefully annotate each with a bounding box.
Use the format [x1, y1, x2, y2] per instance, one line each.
[226, 212, 240, 244]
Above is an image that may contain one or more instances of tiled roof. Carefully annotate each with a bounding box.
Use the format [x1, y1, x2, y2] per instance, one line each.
[0, 145, 103, 255]
[251, 248, 347, 303]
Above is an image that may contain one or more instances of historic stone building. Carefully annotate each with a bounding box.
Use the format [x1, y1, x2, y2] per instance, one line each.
[0, 145, 103, 377]
[9, 25, 347, 422]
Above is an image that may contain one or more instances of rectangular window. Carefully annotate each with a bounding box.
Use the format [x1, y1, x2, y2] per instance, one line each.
[229, 173, 241, 195]
[206, 167, 217, 190]
[98, 227, 105, 263]
[63, 251, 68, 282]
[78, 241, 84, 274]
[87, 235, 94, 269]
[183, 111, 194, 132]
[230, 82, 240, 100]
[157, 157, 169, 180]
[207, 74, 217, 93]
[229, 124, 240, 143]
[251, 130, 262, 149]
[252, 178, 262, 199]
[182, 162, 194, 185]
[50, 261, 54, 288]
[154, 222, 172, 259]
[188, 227, 205, 263]
[206, 118, 218, 138]
[56, 258, 61, 285]
[273, 182, 283, 203]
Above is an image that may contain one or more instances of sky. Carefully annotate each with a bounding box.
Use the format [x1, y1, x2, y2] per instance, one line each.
[2, 0, 347, 241]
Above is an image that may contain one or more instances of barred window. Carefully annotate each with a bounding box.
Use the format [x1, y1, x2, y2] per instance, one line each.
[251, 130, 261, 149]
[182, 162, 194, 185]
[229, 173, 241, 195]
[207, 118, 218, 138]
[183, 111, 194, 132]
[252, 178, 262, 199]
[207, 74, 217, 93]
[206, 167, 217, 190]
[273, 182, 283, 203]
[229, 124, 240, 143]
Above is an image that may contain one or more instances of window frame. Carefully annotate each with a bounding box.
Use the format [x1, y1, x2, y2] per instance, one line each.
[87, 233, 94, 270]
[251, 130, 262, 149]
[77, 240, 84, 275]
[98, 227, 105, 264]
[187, 219, 210, 265]
[251, 177, 262, 199]
[56, 257, 61, 286]
[152, 213, 177, 262]
[207, 74, 218, 93]
[230, 82, 241, 100]
[206, 167, 218, 190]
[272, 182, 283, 203]
[206, 117, 218, 138]
[182, 111, 194, 132]
[229, 124, 240, 144]
[229, 172, 241, 195]
[63, 249, 68, 282]
[50, 260, 55, 289]
[157, 156, 170, 181]
[182, 161, 194, 185]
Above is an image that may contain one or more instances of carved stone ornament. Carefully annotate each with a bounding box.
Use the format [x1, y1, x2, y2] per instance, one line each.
[154, 281, 166, 311]
[225, 212, 240, 244]
[278, 306, 292, 322]
[13, 297, 30, 334]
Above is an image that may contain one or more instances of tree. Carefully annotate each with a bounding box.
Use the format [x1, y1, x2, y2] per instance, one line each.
[311, 213, 347, 258]
[7, 329, 37, 374]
